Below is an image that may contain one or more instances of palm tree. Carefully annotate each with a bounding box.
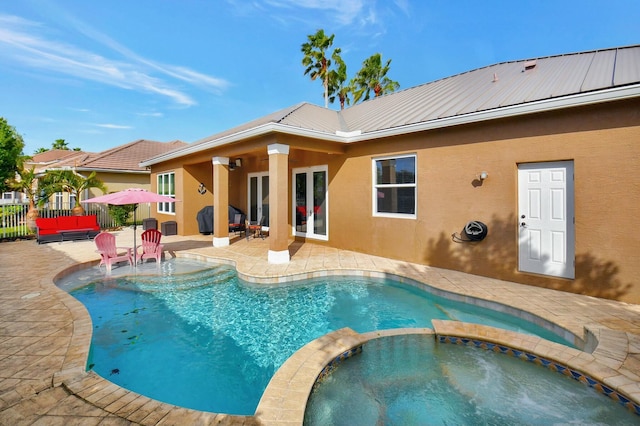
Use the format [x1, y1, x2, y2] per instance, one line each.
[52, 139, 69, 150]
[328, 49, 352, 110]
[5, 166, 47, 231]
[352, 53, 400, 103]
[301, 29, 337, 108]
[42, 169, 107, 215]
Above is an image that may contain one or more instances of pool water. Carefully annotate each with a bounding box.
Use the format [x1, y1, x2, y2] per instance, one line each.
[66, 259, 571, 415]
[304, 334, 638, 425]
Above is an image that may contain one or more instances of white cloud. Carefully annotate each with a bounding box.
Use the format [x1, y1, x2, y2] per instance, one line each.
[95, 123, 133, 129]
[0, 13, 230, 106]
[393, 0, 411, 16]
[264, 0, 365, 25]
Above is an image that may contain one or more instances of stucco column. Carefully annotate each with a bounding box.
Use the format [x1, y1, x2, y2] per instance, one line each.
[212, 157, 230, 247]
[267, 143, 290, 264]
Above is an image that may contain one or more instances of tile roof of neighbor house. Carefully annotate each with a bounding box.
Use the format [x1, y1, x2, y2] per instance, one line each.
[141, 44, 640, 166]
[29, 149, 92, 165]
[34, 140, 187, 173]
[76, 139, 187, 172]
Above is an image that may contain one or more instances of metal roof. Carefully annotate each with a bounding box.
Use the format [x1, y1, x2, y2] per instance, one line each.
[142, 45, 640, 166]
[341, 44, 640, 133]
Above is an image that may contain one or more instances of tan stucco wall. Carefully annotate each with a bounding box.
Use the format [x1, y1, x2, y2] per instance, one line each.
[150, 99, 640, 303]
[328, 99, 640, 303]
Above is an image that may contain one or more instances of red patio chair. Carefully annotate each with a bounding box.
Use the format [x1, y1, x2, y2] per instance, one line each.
[94, 232, 133, 272]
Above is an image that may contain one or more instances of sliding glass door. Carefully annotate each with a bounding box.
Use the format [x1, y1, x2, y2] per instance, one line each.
[248, 172, 269, 226]
[293, 165, 328, 240]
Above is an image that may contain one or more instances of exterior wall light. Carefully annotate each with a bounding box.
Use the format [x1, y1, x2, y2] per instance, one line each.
[479, 171, 488, 181]
[229, 158, 242, 171]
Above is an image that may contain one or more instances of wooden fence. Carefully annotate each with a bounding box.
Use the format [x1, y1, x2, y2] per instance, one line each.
[0, 202, 151, 239]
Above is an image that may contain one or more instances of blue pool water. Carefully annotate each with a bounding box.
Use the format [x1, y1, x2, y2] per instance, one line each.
[64, 259, 572, 415]
[305, 334, 638, 425]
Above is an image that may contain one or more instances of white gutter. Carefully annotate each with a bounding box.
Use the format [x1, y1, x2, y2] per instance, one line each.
[140, 84, 640, 167]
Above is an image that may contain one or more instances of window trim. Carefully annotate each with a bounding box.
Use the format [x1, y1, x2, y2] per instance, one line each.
[157, 172, 176, 215]
[372, 153, 417, 219]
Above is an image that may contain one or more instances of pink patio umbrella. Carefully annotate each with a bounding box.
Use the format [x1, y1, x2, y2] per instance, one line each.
[83, 188, 179, 265]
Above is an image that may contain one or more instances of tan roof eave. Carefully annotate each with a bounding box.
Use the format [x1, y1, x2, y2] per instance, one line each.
[140, 123, 345, 167]
[140, 84, 640, 167]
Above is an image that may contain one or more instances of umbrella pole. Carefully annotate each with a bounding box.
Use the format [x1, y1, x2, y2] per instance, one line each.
[133, 207, 137, 267]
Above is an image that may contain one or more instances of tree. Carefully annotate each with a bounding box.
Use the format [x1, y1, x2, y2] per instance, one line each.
[352, 53, 400, 103]
[5, 166, 50, 231]
[328, 49, 352, 110]
[34, 138, 81, 154]
[301, 29, 339, 109]
[52, 139, 69, 150]
[0, 117, 26, 193]
[41, 169, 107, 215]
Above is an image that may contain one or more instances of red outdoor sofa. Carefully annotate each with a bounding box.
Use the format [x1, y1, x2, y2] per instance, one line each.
[35, 215, 101, 244]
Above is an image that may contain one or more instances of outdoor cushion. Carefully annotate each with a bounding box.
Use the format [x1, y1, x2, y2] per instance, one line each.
[57, 215, 79, 230]
[77, 215, 99, 229]
[35, 218, 58, 235]
[35, 215, 101, 243]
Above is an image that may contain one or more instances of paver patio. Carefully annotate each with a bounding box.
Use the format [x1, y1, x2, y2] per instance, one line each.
[1, 228, 639, 424]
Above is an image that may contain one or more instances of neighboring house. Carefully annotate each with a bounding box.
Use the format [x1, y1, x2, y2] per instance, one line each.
[141, 45, 640, 304]
[1, 191, 25, 205]
[71, 139, 187, 195]
[25, 140, 187, 208]
[26, 149, 93, 208]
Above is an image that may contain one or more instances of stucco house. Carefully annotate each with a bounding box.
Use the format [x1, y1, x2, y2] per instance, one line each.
[141, 45, 640, 304]
[26, 140, 186, 209]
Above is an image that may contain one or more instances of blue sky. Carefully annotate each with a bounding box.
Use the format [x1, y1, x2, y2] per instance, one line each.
[1, 0, 638, 156]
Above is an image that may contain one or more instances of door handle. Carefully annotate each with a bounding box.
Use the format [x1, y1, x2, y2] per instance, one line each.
[521, 222, 527, 227]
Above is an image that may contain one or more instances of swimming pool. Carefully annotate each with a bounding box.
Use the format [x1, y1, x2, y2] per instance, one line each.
[62, 258, 573, 415]
[304, 334, 639, 424]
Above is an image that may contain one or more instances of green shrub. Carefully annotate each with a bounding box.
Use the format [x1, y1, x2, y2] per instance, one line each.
[108, 204, 136, 226]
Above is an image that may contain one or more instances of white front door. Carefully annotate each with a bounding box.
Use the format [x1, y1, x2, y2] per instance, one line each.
[293, 166, 328, 240]
[518, 161, 575, 279]
[248, 172, 269, 226]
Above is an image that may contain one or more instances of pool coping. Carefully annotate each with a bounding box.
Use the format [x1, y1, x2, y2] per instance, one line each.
[49, 251, 640, 425]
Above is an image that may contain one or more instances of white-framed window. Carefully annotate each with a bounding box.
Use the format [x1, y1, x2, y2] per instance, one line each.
[54, 192, 64, 209]
[372, 154, 416, 218]
[157, 172, 176, 214]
